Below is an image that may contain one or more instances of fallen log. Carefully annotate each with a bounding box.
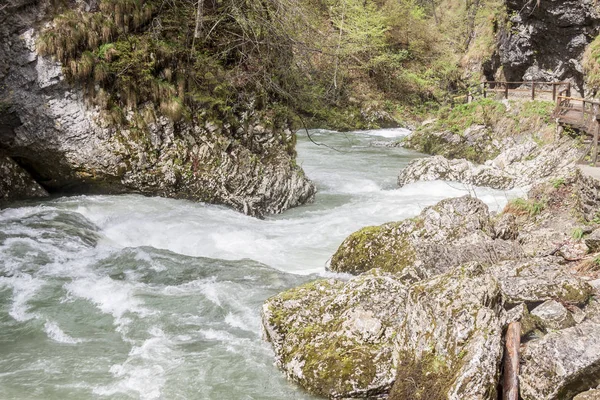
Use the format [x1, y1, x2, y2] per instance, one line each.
[503, 321, 521, 400]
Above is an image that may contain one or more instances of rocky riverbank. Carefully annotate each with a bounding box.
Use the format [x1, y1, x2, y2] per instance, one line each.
[262, 100, 600, 398]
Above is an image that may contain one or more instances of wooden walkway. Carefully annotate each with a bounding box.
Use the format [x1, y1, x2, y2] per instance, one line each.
[482, 81, 599, 166]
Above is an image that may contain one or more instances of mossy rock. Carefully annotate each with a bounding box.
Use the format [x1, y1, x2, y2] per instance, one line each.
[329, 196, 521, 278]
[329, 222, 417, 276]
[262, 270, 410, 398]
[391, 263, 504, 400]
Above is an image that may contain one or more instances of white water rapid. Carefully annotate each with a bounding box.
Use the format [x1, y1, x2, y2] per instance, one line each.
[0, 129, 524, 399]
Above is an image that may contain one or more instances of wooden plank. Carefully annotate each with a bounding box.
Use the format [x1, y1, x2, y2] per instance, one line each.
[503, 321, 521, 400]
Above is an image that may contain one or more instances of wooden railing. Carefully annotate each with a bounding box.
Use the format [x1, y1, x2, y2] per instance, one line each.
[483, 81, 571, 101]
[553, 93, 600, 164]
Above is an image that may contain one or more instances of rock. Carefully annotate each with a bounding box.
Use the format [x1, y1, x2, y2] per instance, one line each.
[520, 322, 600, 400]
[584, 297, 600, 323]
[531, 300, 576, 331]
[574, 389, 600, 400]
[0, 156, 48, 201]
[586, 229, 600, 253]
[402, 124, 502, 165]
[503, 303, 541, 337]
[398, 138, 584, 191]
[494, 213, 519, 241]
[329, 196, 523, 278]
[0, 2, 315, 217]
[489, 258, 593, 306]
[574, 171, 600, 223]
[389, 263, 503, 400]
[397, 155, 515, 189]
[496, 0, 600, 89]
[261, 270, 410, 398]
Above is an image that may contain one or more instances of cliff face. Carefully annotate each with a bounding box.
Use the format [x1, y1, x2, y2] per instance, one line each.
[486, 0, 600, 93]
[0, 1, 315, 216]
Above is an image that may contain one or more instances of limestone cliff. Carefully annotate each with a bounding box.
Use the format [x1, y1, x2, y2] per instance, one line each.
[0, 0, 315, 216]
[484, 0, 600, 93]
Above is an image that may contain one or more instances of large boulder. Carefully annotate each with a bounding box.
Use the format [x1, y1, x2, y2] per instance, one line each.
[520, 322, 600, 400]
[0, 1, 315, 216]
[329, 196, 523, 278]
[489, 258, 593, 306]
[575, 389, 600, 400]
[262, 264, 505, 399]
[389, 263, 503, 400]
[398, 138, 584, 191]
[261, 270, 410, 398]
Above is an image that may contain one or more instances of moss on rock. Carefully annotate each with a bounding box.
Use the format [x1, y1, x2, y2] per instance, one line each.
[262, 270, 410, 398]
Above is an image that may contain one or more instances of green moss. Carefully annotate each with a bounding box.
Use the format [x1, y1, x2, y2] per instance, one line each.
[329, 223, 416, 275]
[389, 351, 457, 400]
[584, 34, 600, 92]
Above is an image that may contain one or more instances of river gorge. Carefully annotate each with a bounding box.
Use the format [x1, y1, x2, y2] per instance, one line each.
[0, 128, 524, 399]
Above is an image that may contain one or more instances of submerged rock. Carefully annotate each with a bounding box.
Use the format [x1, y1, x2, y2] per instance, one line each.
[262, 270, 409, 398]
[390, 263, 503, 400]
[489, 258, 593, 306]
[520, 322, 600, 400]
[329, 196, 522, 277]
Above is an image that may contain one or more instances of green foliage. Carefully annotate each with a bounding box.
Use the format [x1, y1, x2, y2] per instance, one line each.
[571, 228, 585, 240]
[551, 177, 566, 189]
[583, 34, 600, 93]
[36, 0, 509, 130]
[433, 99, 506, 133]
[504, 198, 546, 217]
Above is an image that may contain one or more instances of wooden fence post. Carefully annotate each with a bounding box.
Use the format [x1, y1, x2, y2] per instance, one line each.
[594, 117, 599, 166]
[503, 321, 521, 400]
[552, 83, 557, 101]
[505, 83, 509, 99]
[531, 82, 535, 100]
[567, 82, 571, 97]
[483, 82, 487, 99]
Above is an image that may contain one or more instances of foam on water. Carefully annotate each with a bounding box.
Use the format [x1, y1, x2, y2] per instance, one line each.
[44, 320, 83, 344]
[0, 128, 526, 399]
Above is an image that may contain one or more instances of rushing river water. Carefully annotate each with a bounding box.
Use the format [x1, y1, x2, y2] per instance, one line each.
[0, 129, 524, 399]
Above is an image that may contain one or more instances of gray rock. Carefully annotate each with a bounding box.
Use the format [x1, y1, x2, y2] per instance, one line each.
[531, 300, 576, 331]
[503, 303, 541, 337]
[397, 155, 515, 189]
[0, 156, 48, 200]
[263, 263, 505, 400]
[0, 2, 315, 217]
[520, 322, 600, 400]
[497, 0, 600, 90]
[261, 269, 410, 398]
[389, 263, 503, 400]
[585, 229, 600, 253]
[398, 138, 584, 191]
[329, 196, 523, 278]
[574, 389, 600, 400]
[489, 258, 593, 306]
[494, 212, 519, 241]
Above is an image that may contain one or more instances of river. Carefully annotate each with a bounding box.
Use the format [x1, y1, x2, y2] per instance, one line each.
[0, 129, 523, 399]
